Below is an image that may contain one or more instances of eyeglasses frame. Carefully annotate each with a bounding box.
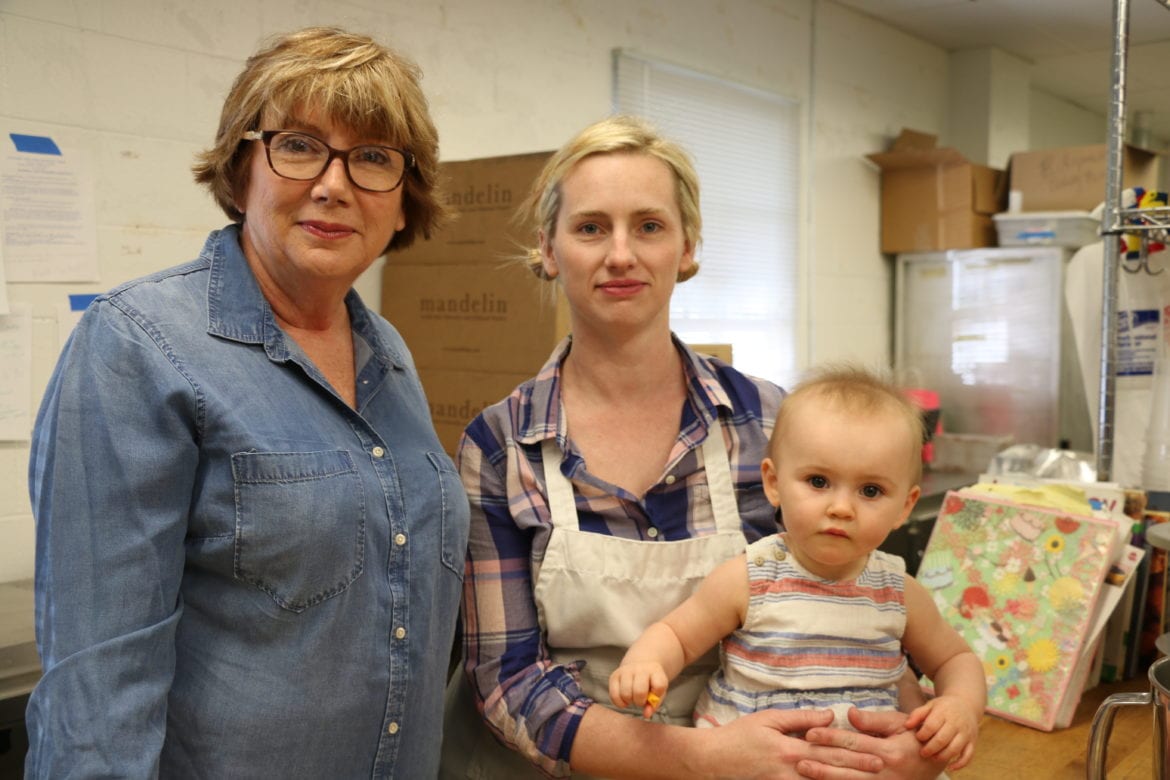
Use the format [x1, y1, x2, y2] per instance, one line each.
[242, 130, 415, 193]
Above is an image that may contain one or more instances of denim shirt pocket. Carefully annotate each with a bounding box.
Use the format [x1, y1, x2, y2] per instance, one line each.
[231, 449, 366, 613]
[426, 451, 470, 578]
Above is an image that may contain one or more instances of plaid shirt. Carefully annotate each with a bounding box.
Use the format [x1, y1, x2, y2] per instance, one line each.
[456, 335, 784, 776]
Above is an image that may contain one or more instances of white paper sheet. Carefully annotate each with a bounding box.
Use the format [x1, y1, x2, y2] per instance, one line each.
[0, 132, 99, 283]
[0, 233, 9, 315]
[0, 304, 33, 441]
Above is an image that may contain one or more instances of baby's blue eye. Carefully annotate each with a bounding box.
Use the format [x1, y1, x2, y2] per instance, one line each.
[861, 485, 883, 498]
[808, 475, 828, 489]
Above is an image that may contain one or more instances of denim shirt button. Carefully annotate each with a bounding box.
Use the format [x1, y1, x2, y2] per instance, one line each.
[371, 446, 385, 458]
[387, 722, 399, 735]
[394, 626, 406, 640]
[394, 533, 407, 546]
[647, 527, 659, 538]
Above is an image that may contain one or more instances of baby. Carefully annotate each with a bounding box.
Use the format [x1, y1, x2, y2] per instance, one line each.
[610, 365, 985, 769]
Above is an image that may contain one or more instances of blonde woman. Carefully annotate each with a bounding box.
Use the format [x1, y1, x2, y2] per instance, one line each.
[442, 117, 945, 779]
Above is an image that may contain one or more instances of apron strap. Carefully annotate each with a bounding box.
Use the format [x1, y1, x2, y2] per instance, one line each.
[541, 438, 580, 531]
[701, 417, 741, 535]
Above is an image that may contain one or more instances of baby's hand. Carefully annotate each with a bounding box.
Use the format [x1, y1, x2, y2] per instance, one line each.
[608, 661, 669, 719]
[904, 694, 981, 770]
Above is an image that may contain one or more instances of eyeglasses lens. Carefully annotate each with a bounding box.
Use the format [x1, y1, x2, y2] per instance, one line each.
[266, 132, 407, 192]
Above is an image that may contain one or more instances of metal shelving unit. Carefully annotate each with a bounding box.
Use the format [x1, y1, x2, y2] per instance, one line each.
[1096, 0, 1170, 481]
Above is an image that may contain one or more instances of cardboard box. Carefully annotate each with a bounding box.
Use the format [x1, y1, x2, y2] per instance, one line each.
[417, 366, 531, 455]
[382, 151, 737, 451]
[402, 151, 553, 264]
[382, 261, 570, 375]
[1008, 144, 1160, 212]
[868, 129, 1006, 254]
[382, 150, 567, 375]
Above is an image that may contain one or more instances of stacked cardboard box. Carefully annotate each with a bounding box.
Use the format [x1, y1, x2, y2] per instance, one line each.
[383, 151, 738, 454]
[868, 129, 1006, 254]
[1007, 143, 1160, 213]
[382, 151, 565, 454]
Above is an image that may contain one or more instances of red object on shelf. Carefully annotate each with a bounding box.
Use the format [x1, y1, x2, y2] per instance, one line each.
[904, 388, 942, 464]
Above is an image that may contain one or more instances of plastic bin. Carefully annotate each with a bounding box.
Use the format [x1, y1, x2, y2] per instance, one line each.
[993, 211, 1100, 248]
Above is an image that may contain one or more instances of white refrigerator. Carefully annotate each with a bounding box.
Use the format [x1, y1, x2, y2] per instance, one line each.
[894, 247, 1092, 452]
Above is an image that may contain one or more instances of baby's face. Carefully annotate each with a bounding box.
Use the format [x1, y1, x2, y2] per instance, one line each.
[762, 402, 920, 580]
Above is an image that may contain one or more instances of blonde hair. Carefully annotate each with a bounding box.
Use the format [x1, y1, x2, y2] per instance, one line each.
[519, 115, 702, 281]
[192, 26, 449, 253]
[772, 364, 926, 484]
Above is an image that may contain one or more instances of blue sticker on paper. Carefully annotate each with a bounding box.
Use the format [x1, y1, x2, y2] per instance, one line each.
[9, 134, 62, 155]
[68, 294, 99, 312]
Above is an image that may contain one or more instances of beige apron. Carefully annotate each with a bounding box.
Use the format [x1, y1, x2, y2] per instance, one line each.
[440, 430, 746, 779]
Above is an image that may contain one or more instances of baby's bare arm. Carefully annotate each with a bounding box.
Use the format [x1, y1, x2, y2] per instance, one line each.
[900, 576, 986, 768]
[609, 554, 749, 716]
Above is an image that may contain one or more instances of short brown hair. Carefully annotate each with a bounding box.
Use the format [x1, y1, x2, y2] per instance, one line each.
[192, 26, 449, 253]
[519, 115, 702, 281]
[772, 364, 926, 484]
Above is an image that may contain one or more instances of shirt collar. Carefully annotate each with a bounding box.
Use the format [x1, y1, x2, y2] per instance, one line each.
[514, 333, 735, 446]
[201, 224, 406, 370]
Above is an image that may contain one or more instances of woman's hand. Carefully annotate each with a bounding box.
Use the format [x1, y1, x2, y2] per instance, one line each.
[686, 709, 886, 780]
[800, 708, 948, 780]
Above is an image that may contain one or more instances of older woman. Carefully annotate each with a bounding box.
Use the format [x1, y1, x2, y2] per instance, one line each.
[442, 116, 945, 779]
[25, 27, 467, 778]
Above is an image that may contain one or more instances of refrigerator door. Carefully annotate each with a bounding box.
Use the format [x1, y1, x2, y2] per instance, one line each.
[895, 247, 1075, 449]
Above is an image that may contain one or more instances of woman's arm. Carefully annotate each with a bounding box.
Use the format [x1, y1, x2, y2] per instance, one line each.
[25, 301, 197, 778]
[457, 422, 588, 775]
[571, 704, 887, 780]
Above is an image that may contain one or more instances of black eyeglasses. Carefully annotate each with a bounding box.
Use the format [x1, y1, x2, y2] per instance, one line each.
[243, 130, 414, 193]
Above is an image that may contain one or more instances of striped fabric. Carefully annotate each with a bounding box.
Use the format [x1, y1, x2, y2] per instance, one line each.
[695, 534, 907, 728]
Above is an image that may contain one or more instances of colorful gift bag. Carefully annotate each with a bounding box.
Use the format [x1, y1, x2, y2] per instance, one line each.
[917, 490, 1121, 730]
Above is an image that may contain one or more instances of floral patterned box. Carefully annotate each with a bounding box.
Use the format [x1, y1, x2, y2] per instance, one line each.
[916, 489, 1121, 730]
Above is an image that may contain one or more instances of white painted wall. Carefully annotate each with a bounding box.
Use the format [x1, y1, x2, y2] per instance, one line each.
[806, 0, 947, 368]
[0, 0, 1061, 581]
[947, 48, 1031, 169]
[1030, 89, 1107, 148]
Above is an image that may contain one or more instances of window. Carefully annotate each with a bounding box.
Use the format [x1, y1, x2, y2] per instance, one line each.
[613, 50, 799, 385]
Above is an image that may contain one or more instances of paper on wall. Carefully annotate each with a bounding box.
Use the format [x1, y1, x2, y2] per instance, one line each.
[0, 230, 8, 315]
[0, 132, 99, 283]
[0, 304, 32, 441]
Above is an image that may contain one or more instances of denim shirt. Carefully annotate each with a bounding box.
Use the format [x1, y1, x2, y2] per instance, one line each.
[26, 225, 469, 779]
